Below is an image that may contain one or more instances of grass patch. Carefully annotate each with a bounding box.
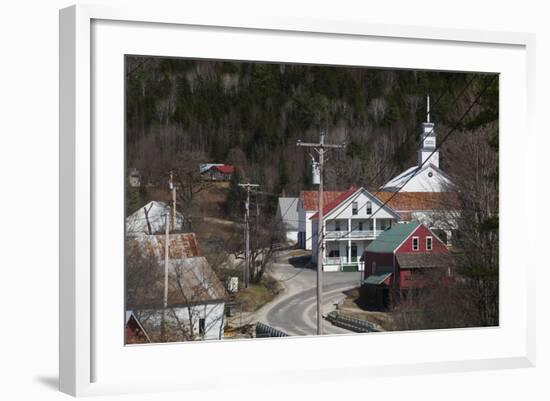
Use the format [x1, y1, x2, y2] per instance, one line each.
[235, 276, 283, 312]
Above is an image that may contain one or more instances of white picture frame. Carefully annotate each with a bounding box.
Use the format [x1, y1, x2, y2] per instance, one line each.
[59, 4, 536, 397]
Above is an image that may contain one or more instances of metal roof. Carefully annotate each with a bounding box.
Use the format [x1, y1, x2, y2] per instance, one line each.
[364, 272, 392, 285]
[126, 201, 185, 236]
[299, 190, 344, 211]
[129, 233, 202, 260]
[376, 191, 462, 212]
[365, 222, 421, 253]
[128, 256, 227, 308]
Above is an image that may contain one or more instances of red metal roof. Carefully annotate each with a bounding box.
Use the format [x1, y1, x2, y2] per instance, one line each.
[135, 233, 202, 260]
[376, 192, 462, 212]
[310, 187, 358, 219]
[299, 190, 345, 211]
[213, 165, 234, 174]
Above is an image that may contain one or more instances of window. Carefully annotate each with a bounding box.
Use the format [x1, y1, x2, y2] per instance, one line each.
[352, 201, 358, 215]
[426, 236, 433, 251]
[335, 221, 341, 231]
[366, 201, 372, 215]
[412, 236, 419, 251]
[199, 318, 206, 336]
[358, 222, 363, 231]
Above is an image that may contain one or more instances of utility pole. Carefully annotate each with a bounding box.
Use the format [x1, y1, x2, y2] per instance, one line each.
[161, 206, 170, 341]
[169, 171, 176, 232]
[297, 131, 345, 335]
[238, 183, 259, 288]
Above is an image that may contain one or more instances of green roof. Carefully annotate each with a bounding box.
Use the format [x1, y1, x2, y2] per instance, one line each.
[364, 272, 392, 285]
[365, 222, 420, 253]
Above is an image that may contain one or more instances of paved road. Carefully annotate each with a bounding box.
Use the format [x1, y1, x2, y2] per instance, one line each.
[252, 251, 362, 336]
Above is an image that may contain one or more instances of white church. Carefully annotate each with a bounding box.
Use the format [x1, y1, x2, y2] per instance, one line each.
[380, 97, 453, 193]
[379, 96, 459, 245]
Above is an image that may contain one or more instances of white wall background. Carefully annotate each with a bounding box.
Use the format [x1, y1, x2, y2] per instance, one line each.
[0, 0, 548, 400]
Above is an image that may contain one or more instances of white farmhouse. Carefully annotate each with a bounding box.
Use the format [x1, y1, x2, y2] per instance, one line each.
[380, 101, 453, 192]
[310, 187, 400, 272]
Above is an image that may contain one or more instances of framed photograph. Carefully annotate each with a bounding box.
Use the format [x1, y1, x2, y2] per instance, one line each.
[59, 4, 536, 397]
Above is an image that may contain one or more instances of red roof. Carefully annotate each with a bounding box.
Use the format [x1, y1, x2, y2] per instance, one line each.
[213, 165, 234, 174]
[376, 192, 462, 212]
[299, 190, 345, 211]
[310, 187, 358, 219]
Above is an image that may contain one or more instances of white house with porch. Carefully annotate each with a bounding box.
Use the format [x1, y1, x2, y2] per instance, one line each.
[310, 187, 401, 272]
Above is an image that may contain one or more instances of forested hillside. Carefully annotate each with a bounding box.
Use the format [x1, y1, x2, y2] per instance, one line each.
[126, 57, 498, 197]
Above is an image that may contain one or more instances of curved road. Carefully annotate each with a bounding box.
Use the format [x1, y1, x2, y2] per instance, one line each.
[253, 252, 362, 336]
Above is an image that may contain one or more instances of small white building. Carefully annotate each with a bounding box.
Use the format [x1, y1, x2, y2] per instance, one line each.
[126, 200, 185, 236]
[129, 233, 227, 341]
[310, 187, 401, 272]
[275, 197, 299, 244]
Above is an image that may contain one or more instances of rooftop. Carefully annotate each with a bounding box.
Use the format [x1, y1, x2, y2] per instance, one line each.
[129, 233, 202, 260]
[376, 191, 462, 211]
[364, 222, 421, 253]
[299, 190, 344, 211]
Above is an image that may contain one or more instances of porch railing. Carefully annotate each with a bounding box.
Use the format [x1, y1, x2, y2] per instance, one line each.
[324, 256, 360, 265]
[325, 230, 378, 239]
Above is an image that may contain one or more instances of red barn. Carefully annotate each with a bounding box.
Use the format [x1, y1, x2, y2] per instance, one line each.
[360, 222, 453, 309]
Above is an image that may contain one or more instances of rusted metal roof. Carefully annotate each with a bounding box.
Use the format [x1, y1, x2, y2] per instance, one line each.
[299, 190, 344, 211]
[133, 233, 202, 260]
[309, 187, 358, 219]
[376, 191, 462, 212]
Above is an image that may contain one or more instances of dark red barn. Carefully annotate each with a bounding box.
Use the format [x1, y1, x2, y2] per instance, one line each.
[360, 222, 453, 309]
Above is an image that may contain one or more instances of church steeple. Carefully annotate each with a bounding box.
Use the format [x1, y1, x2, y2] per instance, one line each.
[418, 95, 439, 168]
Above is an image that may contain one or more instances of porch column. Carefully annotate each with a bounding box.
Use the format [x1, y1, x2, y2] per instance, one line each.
[322, 221, 326, 262]
[347, 239, 351, 263]
[373, 218, 377, 237]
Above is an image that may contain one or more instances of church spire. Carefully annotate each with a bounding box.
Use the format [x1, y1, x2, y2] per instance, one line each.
[418, 94, 439, 168]
[426, 95, 430, 123]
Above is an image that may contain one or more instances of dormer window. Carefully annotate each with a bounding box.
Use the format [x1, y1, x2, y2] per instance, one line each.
[412, 236, 419, 251]
[352, 201, 358, 215]
[366, 201, 372, 215]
